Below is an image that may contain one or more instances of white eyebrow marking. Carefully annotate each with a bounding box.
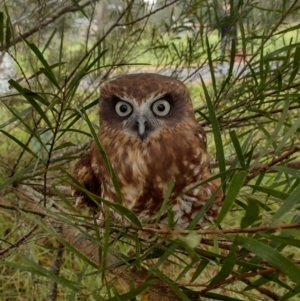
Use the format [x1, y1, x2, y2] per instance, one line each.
[118, 93, 167, 115]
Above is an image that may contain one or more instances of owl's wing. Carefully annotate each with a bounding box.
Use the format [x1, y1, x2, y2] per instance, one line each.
[72, 151, 101, 209]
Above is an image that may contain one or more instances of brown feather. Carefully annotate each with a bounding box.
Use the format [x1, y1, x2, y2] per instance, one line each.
[73, 73, 223, 228]
[72, 152, 101, 210]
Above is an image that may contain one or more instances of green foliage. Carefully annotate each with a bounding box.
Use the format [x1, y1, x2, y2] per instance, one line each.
[1, 0, 300, 300]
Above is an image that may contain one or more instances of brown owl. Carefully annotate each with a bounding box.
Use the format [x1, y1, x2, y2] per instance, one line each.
[73, 73, 223, 229]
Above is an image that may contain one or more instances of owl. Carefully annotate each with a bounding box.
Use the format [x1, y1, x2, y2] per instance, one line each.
[73, 73, 223, 229]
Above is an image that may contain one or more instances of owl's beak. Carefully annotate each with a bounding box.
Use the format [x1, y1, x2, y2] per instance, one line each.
[136, 115, 147, 140]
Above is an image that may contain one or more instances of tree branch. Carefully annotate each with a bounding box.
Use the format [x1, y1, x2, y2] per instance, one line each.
[5, 0, 92, 49]
[216, 0, 300, 108]
[0, 225, 38, 256]
[46, 241, 64, 301]
[245, 146, 300, 184]
[139, 222, 300, 236]
[115, 0, 178, 27]
[199, 266, 280, 296]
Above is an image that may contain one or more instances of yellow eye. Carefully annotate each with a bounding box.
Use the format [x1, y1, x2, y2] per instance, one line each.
[152, 99, 171, 116]
[115, 101, 132, 117]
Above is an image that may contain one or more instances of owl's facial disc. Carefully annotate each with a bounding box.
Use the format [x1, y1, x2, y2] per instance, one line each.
[113, 97, 173, 141]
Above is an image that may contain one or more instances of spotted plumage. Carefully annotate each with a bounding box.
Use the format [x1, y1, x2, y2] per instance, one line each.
[73, 73, 223, 228]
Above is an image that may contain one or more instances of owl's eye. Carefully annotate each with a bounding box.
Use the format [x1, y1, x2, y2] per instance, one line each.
[115, 101, 132, 117]
[152, 99, 171, 116]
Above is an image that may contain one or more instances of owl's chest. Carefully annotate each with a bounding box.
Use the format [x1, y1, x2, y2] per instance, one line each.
[99, 139, 203, 219]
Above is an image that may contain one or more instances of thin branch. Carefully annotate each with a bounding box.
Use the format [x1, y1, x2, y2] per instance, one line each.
[219, 104, 300, 127]
[12, 184, 71, 215]
[239, 277, 280, 301]
[216, 0, 300, 108]
[245, 146, 300, 184]
[0, 225, 38, 256]
[29, 185, 72, 197]
[210, 155, 300, 171]
[43, 81, 67, 206]
[51, 141, 90, 161]
[64, 0, 135, 85]
[115, 0, 178, 27]
[4, 0, 92, 49]
[0, 203, 47, 217]
[5, 185, 300, 237]
[229, 79, 300, 119]
[138, 222, 300, 236]
[199, 266, 280, 296]
[60, 224, 184, 301]
[46, 241, 64, 301]
[64, 0, 179, 86]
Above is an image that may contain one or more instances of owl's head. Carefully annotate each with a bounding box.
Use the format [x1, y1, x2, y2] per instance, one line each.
[99, 73, 195, 141]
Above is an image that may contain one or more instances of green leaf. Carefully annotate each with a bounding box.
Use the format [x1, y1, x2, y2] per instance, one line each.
[188, 185, 223, 229]
[26, 213, 100, 269]
[201, 77, 226, 183]
[217, 171, 247, 225]
[65, 98, 98, 122]
[279, 284, 300, 301]
[0, 257, 83, 292]
[210, 239, 238, 284]
[276, 113, 300, 153]
[0, 129, 38, 158]
[236, 236, 300, 286]
[240, 198, 260, 229]
[85, 49, 108, 73]
[67, 49, 108, 92]
[42, 27, 57, 54]
[70, 0, 89, 19]
[289, 47, 300, 84]
[190, 259, 209, 282]
[0, 163, 37, 190]
[82, 109, 123, 205]
[0, 12, 4, 46]
[276, 24, 300, 36]
[244, 273, 280, 292]
[0, 106, 32, 129]
[271, 166, 300, 179]
[14, 62, 66, 83]
[153, 243, 179, 270]
[69, 265, 88, 301]
[203, 292, 244, 300]
[64, 169, 142, 228]
[5, 15, 11, 48]
[8, 79, 53, 130]
[53, 142, 76, 151]
[205, 36, 217, 96]
[229, 131, 246, 169]
[271, 183, 300, 224]
[155, 177, 175, 225]
[20, 35, 60, 89]
[57, 128, 92, 138]
[250, 95, 290, 169]
[106, 279, 157, 301]
[248, 185, 289, 200]
[178, 232, 201, 249]
[104, 201, 142, 229]
[147, 267, 192, 301]
[216, 39, 235, 103]
[259, 233, 300, 250]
